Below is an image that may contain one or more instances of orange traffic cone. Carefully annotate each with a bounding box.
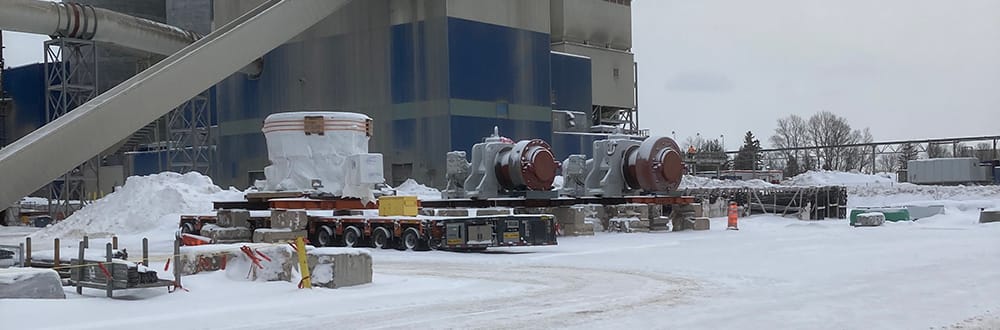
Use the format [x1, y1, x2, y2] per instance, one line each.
[727, 202, 739, 230]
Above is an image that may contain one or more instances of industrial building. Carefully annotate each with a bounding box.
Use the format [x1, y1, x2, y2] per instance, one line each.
[0, 0, 638, 203]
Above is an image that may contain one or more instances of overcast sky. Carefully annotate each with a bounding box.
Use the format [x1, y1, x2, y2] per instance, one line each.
[633, 0, 1000, 150]
[5, 1, 1000, 150]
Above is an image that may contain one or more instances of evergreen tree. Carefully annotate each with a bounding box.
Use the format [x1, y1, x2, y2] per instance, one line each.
[784, 156, 801, 177]
[898, 143, 919, 168]
[734, 131, 762, 170]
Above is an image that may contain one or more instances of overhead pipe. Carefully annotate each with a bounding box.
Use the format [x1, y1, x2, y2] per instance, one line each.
[0, 0, 262, 76]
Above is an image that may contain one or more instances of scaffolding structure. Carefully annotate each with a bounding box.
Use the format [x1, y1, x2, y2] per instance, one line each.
[44, 38, 100, 219]
[166, 90, 214, 175]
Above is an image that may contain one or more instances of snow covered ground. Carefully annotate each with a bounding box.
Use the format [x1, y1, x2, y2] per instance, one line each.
[1, 171, 999, 329]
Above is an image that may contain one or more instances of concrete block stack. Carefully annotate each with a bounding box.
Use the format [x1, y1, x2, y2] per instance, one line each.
[577, 204, 607, 232]
[667, 204, 698, 232]
[551, 206, 594, 236]
[607, 204, 650, 232]
[179, 245, 373, 289]
[648, 204, 672, 232]
[198, 209, 254, 243]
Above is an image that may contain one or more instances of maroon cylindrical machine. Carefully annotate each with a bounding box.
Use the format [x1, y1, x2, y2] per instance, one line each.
[623, 136, 684, 193]
[496, 139, 559, 191]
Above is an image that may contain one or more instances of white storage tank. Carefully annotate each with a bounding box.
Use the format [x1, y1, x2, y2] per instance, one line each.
[261, 112, 384, 203]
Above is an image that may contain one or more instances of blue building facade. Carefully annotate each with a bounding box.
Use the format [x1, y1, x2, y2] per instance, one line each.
[213, 1, 575, 189]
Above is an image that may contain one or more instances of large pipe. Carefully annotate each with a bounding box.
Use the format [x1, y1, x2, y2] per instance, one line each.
[0, 0, 261, 75]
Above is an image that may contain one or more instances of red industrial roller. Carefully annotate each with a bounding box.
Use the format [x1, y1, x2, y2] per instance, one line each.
[496, 139, 559, 191]
[624, 136, 683, 192]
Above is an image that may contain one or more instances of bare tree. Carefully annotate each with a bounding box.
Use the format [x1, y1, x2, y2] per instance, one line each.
[844, 128, 874, 172]
[926, 143, 951, 158]
[769, 115, 808, 170]
[877, 154, 897, 173]
[806, 111, 867, 171]
[975, 142, 995, 161]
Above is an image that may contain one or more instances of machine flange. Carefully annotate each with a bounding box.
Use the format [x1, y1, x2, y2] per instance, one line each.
[497, 139, 558, 191]
[625, 136, 683, 192]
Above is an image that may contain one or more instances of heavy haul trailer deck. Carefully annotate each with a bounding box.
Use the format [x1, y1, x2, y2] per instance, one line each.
[212, 194, 698, 211]
[179, 212, 557, 251]
[307, 214, 557, 251]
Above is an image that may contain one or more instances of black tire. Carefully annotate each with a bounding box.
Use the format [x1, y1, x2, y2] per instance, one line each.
[372, 227, 391, 249]
[428, 237, 443, 251]
[316, 225, 335, 247]
[343, 226, 361, 247]
[398, 228, 419, 251]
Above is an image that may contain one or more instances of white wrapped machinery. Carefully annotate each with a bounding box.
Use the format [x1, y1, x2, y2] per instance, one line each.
[261, 112, 383, 203]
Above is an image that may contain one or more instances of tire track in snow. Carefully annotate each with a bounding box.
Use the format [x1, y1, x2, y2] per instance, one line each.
[249, 261, 701, 329]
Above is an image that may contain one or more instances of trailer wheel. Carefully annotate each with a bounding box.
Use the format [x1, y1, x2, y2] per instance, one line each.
[371, 227, 391, 249]
[428, 237, 443, 251]
[316, 225, 335, 247]
[343, 226, 362, 247]
[398, 228, 419, 251]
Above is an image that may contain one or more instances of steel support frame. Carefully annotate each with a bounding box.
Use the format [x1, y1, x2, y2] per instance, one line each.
[592, 105, 639, 135]
[166, 90, 214, 175]
[44, 38, 99, 219]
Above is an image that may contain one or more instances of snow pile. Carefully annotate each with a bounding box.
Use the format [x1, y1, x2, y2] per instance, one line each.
[680, 175, 777, 189]
[393, 179, 441, 200]
[30, 172, 245, 241]
[849, 183, 1000, 210]
[783, 170, 895, 187]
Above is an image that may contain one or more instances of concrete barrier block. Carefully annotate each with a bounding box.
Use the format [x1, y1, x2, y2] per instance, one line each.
[200, 225, 252, 243]
[691, 203, 704, 218]
[514, 207, 554, 215]
[0, 268, 65, 299]
[435, 209, 470, 217]
[224, 245, 294, 282]
[253, 229, 308, 243]
[473, 208, 513, 216]
[854, 212, 886, 227]
[691, 217, 710, 231]
[307, 248, 373, 288]
[650, 216, 672, 231]
[980, 210, 1000, 223]
[217, 209, 250, 228]
[270, 210, 308, 230]
[551, 206, 586, 227]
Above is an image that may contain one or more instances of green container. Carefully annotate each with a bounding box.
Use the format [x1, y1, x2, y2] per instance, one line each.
[849, 208, 911, 226]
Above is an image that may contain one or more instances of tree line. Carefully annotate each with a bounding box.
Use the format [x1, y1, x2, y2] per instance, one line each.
[681, 111, 997, 177]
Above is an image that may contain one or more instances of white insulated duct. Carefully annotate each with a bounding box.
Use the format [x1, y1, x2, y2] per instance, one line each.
[0, 0, 262, 75]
